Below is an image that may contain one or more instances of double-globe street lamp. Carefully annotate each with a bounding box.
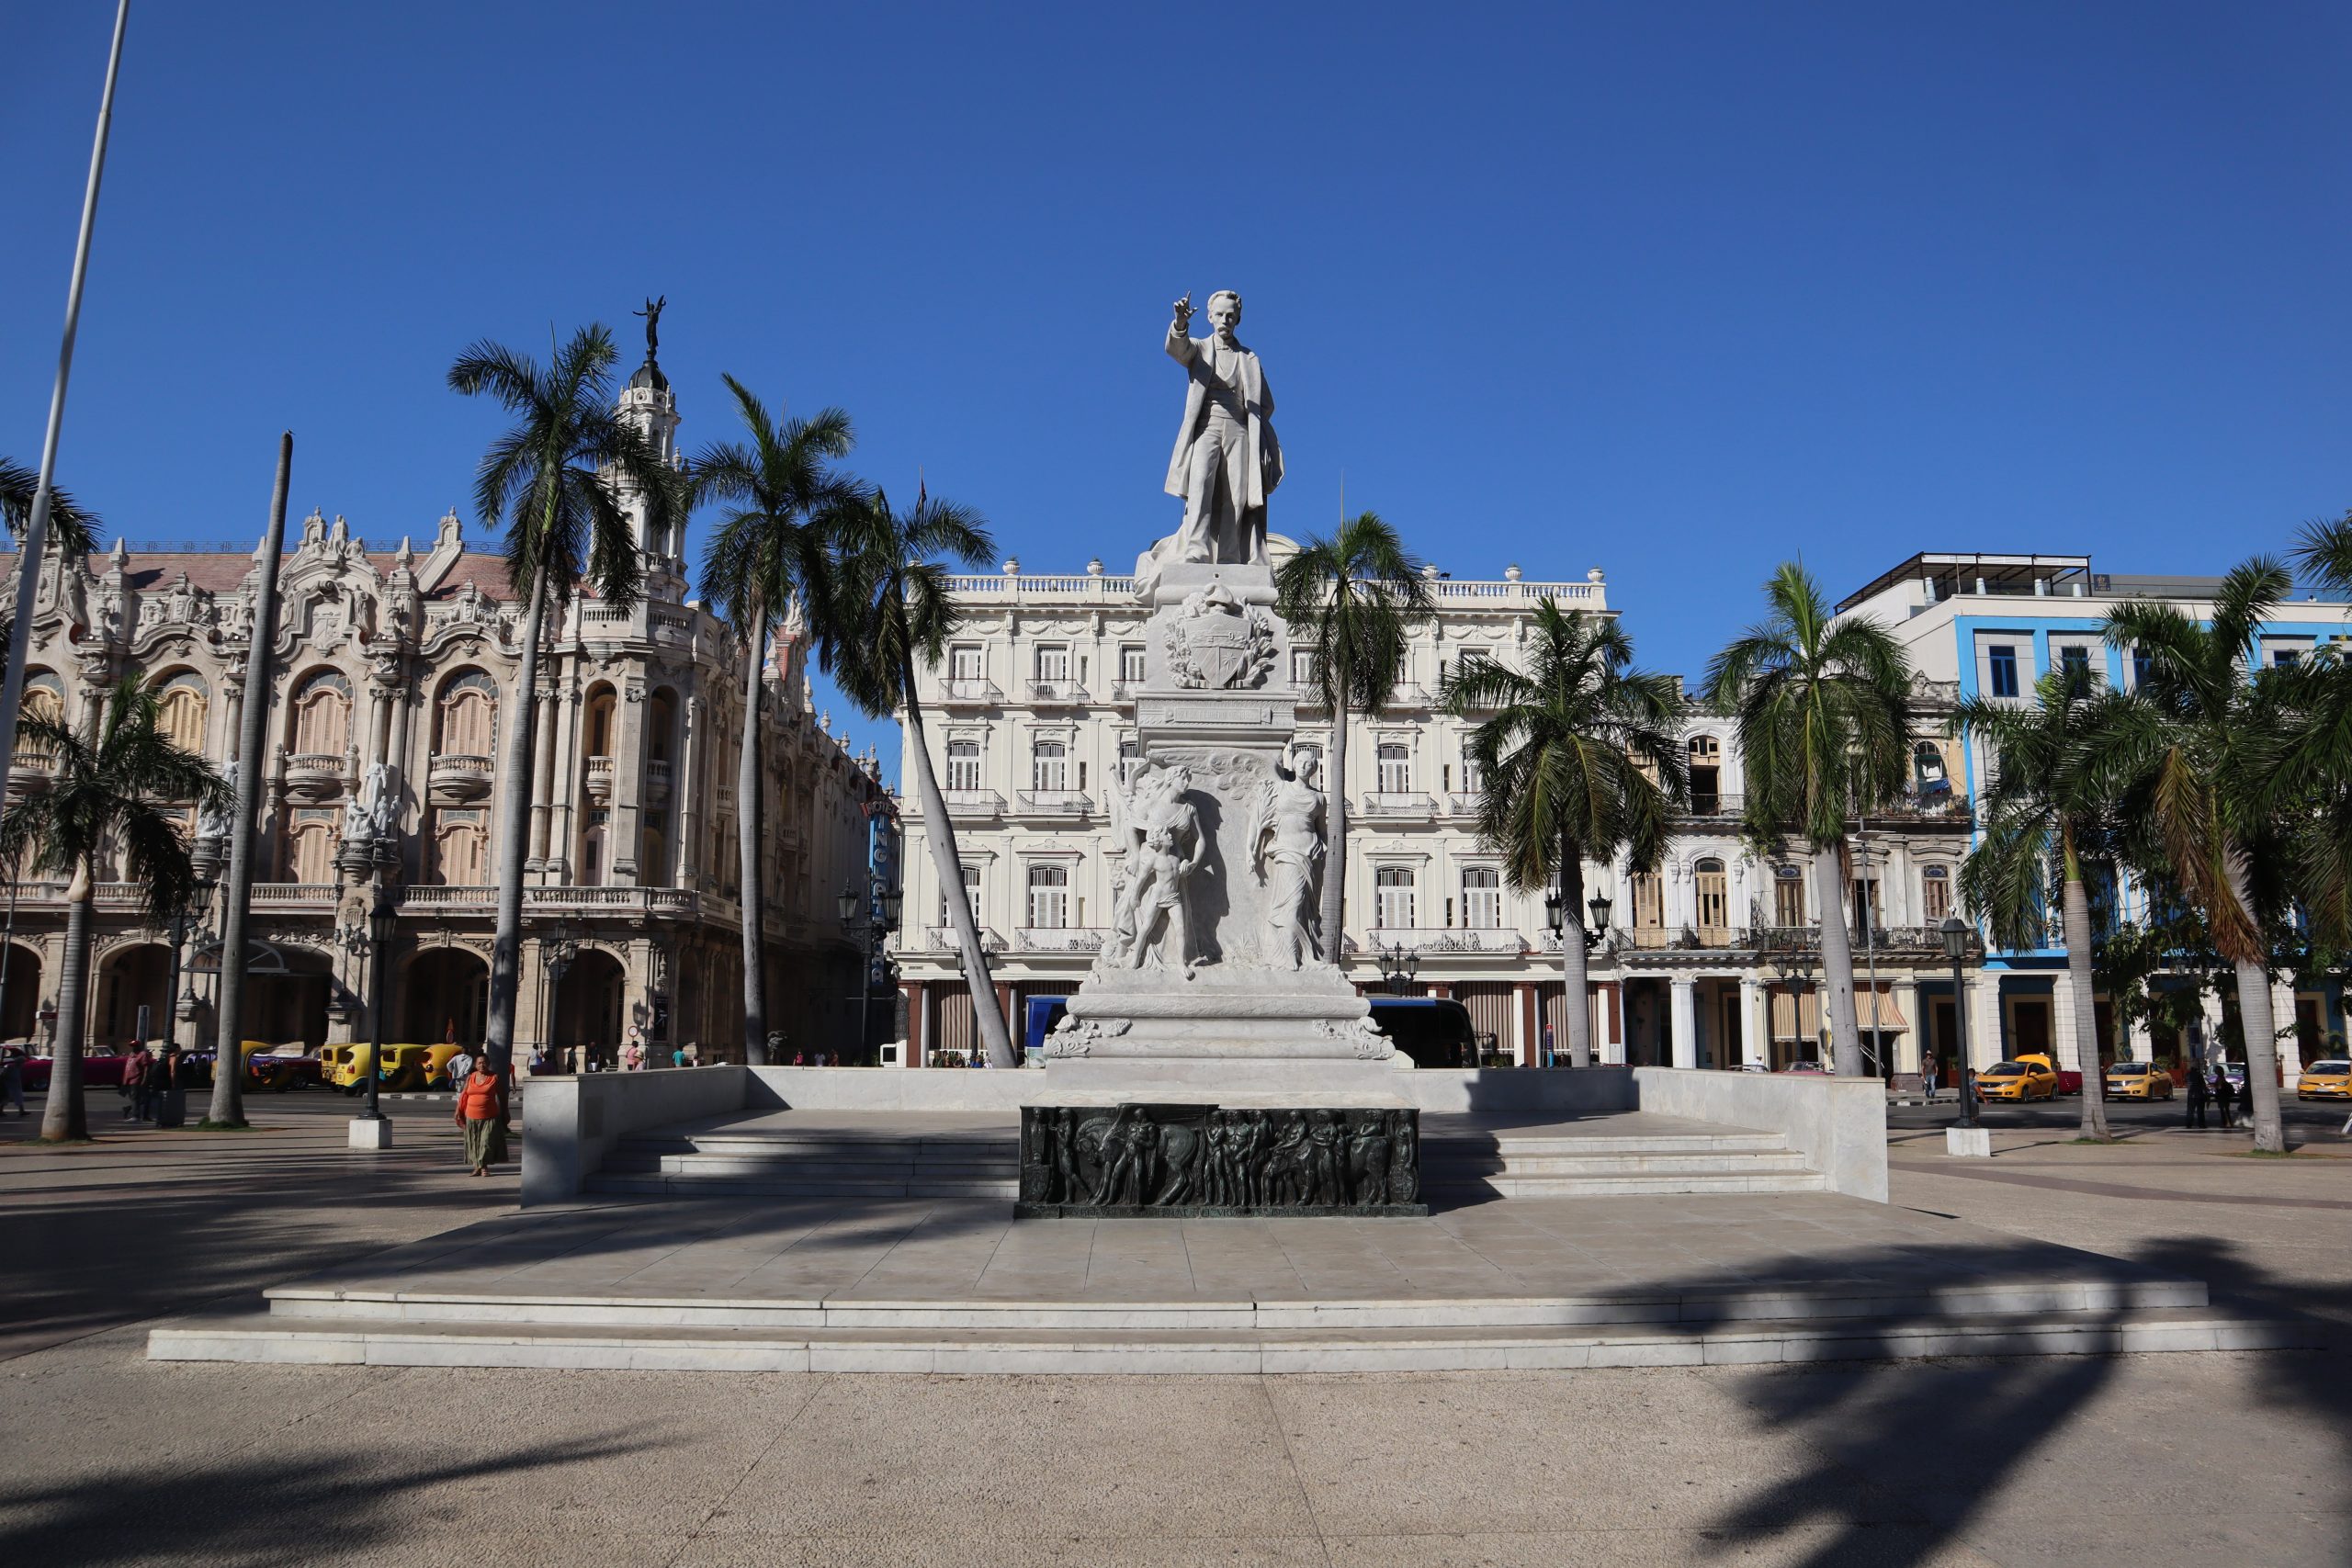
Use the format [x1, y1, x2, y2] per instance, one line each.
[1939, 914, 1981, 1129]
[541, 919, 582, 1070]
[1541, 886, 1611, 1066]
[1770, 950, 1816, 1068]
[838, 881, 904, 1064]
[1375, 941, 1419, 997]
[334, 880, 399, 1128]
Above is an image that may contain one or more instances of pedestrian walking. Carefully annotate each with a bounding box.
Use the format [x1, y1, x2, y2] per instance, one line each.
[1920, 1057, 1938, 1104]
[153, 1045, 187, 1128]
[670, 1044, 686, 1070]
[2186, 1062, 2209, 1129]
[445, 1047, 474, 1091]
[622, 1032, 644, 1073]
[0, 1043, 24, 1117]
[453, 1057, 508, 1177]
[2211, 1066, 2236, 1130]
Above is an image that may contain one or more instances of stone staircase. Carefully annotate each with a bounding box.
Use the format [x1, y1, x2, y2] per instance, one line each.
[587, 1112, 1827, 1203]
[1421, 1126, 1827, 1199]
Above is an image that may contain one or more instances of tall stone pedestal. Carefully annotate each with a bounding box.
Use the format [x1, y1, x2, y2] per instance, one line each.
[1026, 562, 1417, 1214]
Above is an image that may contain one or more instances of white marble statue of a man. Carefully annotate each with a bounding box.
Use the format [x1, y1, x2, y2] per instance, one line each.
[1139, 291, 1283, 593]
[1250, 747, 1326, 969]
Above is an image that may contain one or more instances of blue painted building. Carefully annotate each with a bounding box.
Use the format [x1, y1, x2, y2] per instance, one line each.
[1839, 552, 2352, 1080]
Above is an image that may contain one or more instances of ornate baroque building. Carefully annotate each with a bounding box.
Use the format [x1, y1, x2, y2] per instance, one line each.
[2, 340, 883, 1063]
[891, 543, 1979, 1074]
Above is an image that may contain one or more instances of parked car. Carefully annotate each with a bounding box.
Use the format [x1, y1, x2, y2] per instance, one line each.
[1976, 1058, 2059, 1102]
[18, 1048, 144, 1092]
[1366, 998, 1480, 1068]
[1778, 1059, 1828, 1075]
[2104, 1061, 2174, 1100]
[244, 1043, 322, 1092]
[2014, 1053, 2080, 1096]
[2296, 1059, 2351, 1101]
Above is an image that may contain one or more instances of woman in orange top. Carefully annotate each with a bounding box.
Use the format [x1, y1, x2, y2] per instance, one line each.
[453, 1061, 508, 1177]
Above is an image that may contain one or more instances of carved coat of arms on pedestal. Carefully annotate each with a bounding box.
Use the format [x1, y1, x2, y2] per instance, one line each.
[1161, 584, 1276, 690]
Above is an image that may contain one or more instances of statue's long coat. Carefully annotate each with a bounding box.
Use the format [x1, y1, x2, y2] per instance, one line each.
[1163, 328, 1283, 511]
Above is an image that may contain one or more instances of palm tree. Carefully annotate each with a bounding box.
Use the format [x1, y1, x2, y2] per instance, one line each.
[1272, 513, 1436, 964]
[0, 681, 226, 1141]
[826, 484, 1016, 1067]
[693, 378, 861, 1066]
[2088, 560, 2297, 1152]
[1704, 563, 1914, 1077]
[1440, 600, 1683, 1067]
[2, 457, 98, 555]
[1958, 665, 2121, 1140]
[2278, 516, 2352, 955]
[447, 325, 678, 1071]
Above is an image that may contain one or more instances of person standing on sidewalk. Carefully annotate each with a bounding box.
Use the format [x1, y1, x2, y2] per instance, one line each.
[453, 1057, 508, 1177]
[0, 1043, 24, 1117]
[1920, 1056, 1938, 1105]
[2186, 1060, 2209, 1129]
[2211, 1065, 2236, 1130]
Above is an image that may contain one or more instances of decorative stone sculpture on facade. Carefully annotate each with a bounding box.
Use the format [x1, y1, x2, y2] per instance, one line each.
[1250, 745, 1327, 969]
[1160, 582, 1278, 690]
[1099, 760, 1207, 976]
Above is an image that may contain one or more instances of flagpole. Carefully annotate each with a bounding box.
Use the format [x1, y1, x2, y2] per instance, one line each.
[0, 0, 131, 806]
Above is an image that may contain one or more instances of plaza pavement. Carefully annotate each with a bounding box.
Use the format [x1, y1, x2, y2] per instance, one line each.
[2, 1088, 2346, 1566]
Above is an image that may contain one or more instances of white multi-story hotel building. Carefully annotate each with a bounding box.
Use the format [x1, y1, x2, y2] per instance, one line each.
[891, 541, 1978, 1074]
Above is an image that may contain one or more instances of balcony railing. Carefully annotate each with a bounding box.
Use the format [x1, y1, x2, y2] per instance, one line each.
[251, 884, 337, 908]
[1025, 678, 1088, 705]
[1348, 927, 1531, 955]
[1015, 788, 1093, 817]
[940, 678, 1004, 705]
[1358, 791, 1433, 817]
[402, 885, 494, 908]
[942, 789, 1003, 819]
[1443, 791, 1483, 817]
[921, 925, 1007, 952]
[1012, 926, 1107, 953]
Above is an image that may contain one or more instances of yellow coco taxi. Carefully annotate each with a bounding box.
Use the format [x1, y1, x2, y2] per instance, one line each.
[1975, 1059, 2059, 1101]
[2104, 1061, 2175, 1100]
[2297, 1059, 2351, 1101]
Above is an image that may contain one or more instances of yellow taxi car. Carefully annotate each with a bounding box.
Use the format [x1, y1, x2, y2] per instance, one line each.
[2296, 1058, 2351, 1101]
[1975, 1058, 2059, 1101]
[326, 1043, 471, 1093]
[2104, 1060, 2175, 1100]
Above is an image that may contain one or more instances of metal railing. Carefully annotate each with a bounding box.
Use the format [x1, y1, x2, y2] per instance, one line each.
[1358, 791, 1434, 816]
[1350, 927, 1530, 954]
[940, 678, 1004, 705]
[942, 789, 1003, 818]
[1012, 926, 1107, 952]
[1014, 788, 1093, 815]
[1026, 679, 1089, 704]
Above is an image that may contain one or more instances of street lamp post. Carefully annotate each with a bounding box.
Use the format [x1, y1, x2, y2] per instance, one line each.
[1939, 915, 1981, 1132]
[542, 919, 581, 1070]
[164, 844, 219, 1055]
[1377, 942, 1419, 997]
[334, 877, 399, 1146]
[1772, 950, 1816, 1069]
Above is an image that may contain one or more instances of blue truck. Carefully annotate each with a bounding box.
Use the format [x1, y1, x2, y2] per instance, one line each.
[1021, 993, 1478, 1068]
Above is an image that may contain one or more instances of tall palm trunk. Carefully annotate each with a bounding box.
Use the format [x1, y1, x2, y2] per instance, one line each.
[481, 566, 549, 1072]
[899, 649, 1013, 1067]
[737, 610, 769, 1064]
[2222, 852, 2284, 1152]
[1813, 844, 1863, 1076]
[1318, 700, 1351, 964]
[40, 862, 93, 1141]
[2058, 830, 2109, 1139]
[1556, 830, 1592, 1067]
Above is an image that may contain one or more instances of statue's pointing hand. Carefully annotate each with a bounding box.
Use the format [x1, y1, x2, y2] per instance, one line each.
[1172, 293, 1193, 331]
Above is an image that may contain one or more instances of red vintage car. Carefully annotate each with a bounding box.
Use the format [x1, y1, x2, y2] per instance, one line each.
[17, 1051, 140, 1092]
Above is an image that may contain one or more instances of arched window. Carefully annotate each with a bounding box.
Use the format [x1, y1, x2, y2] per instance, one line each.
[584, 689, 617, 758]
[290, 670, 351, 757]
[1693, 858, 1728, 936]
[946, 739, 982, 792]
[1374, 866, 1417, 930]
[437, 671, 498, 759]
[640, 814, 669, 888]
[1026, 863, 1069, 929]
[1461, 866, 1502, 930]
[1772, 864, 1807, 928]
[154, 672, 209, 755]
[18, 673, 64, 762]
[432, 810, 488, 886]
[1921, 864, 1951, 922]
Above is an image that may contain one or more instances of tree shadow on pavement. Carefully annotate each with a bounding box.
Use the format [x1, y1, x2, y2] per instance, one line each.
[0, 1429, 663, 1568]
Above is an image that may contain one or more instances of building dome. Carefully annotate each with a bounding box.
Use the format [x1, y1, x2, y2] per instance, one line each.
[628, 357, 669, 393]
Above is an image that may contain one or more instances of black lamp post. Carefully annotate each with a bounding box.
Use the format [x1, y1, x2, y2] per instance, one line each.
[1939, 915, 1979, 1128]
[1377, 941, 1419, 996]
[1772, 951, 1816, 1067]
[360, 881, 395, 1123]
[542, 918, 581, 1070]
[164, 859, 218, 1057]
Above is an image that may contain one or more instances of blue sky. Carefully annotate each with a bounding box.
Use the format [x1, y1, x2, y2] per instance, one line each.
[7, 3, 2352, 770]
